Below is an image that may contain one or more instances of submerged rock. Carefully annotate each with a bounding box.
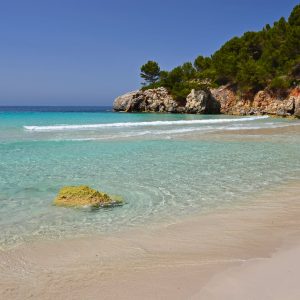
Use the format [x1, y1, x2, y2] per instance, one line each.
[54, 185, 122, 208]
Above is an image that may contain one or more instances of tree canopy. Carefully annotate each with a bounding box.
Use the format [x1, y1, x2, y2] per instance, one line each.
[140, 60, 161, 85]
[141, 5, 300, 100]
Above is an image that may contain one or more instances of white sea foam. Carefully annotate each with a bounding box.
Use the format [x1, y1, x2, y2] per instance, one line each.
[24, 116, 269, 132]
[49, 128, 206, 141]
[46, 123, 294, 142]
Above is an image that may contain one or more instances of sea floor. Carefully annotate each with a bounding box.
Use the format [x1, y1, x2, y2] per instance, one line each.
[1, 179, 300, 299]
[1, 113, 300, 249]
[1, 112, 300, 299]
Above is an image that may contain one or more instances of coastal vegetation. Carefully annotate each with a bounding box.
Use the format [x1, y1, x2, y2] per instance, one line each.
[140, 5, 300, 101]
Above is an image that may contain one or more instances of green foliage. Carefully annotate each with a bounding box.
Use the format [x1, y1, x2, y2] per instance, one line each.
[269, 76, 291, 91]
[236, 59, 268, 93]
[194, 55, 211, 72]
[140, 60, 160, 85]
[140, 5, 300, 98]
[288, 4, 300, 26]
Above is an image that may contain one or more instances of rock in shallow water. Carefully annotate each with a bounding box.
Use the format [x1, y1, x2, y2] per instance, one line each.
[54, 185, 122, 208]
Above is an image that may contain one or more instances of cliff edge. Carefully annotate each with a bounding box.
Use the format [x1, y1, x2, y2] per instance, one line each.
[113, 87, 220, 114]
[113, 86, 300, 118]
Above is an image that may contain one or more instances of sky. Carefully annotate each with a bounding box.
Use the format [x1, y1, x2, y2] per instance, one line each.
[0, 0, 299, 106]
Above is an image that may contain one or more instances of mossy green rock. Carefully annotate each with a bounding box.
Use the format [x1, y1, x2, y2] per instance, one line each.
[54, 185, 122, 208]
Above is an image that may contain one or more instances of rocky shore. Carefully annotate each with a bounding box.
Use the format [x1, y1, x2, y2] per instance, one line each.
[113, 86, 300, 118]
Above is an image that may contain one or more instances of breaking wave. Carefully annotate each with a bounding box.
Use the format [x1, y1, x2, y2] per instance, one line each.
[24, 116, 269, 132]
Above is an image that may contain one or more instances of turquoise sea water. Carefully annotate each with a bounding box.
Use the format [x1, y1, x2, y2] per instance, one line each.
[0, 107, 300, 248]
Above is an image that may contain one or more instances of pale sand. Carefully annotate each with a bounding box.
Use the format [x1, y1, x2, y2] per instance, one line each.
[196, 244, 300, 300]
[1, 180, 300, 299]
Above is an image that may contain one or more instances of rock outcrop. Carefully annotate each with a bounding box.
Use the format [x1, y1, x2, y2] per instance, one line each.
[113, 87, 220, 114]
[113, 86, 300, 117]
[290, 88, 300, 118]
[113, 87, 180, 113]
[113, 90, 140, 112]
[211, 85, 300, 117]
[54, 186, 122, 208]
[185, 89, 220, 114]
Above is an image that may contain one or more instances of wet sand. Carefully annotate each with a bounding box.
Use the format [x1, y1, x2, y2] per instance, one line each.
[1, 179, 300, 299]
[177, 121, 300, 141]
[197, 243, 300, 300]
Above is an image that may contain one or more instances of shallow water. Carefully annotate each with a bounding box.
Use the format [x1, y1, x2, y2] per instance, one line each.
[0, 107, 300, 248]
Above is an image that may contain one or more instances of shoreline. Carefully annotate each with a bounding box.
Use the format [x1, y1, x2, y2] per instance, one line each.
[114, 111, 300, 119]
[1, 179, 300, 299]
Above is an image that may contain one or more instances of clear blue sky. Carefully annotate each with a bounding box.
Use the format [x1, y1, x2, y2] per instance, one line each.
[0, 0, 298, 106]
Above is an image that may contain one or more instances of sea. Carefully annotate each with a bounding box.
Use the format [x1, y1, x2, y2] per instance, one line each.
[0, 106, 300, 248]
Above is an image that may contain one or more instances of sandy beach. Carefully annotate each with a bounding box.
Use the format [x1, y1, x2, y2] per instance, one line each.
[1, 179, 300, 299]
[1, 1, 300, 299]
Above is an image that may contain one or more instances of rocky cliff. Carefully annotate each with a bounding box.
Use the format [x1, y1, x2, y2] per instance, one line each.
[113, 86, 300, 117]
[113, 87, 220, 114]
[211, 85, 300, 117]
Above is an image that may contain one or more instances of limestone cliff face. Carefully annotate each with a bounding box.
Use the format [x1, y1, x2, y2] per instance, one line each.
[113, 88, 179, 113]
[113, 87, 220, 114]
[185, 89, 220, 114]
[292, 88, 300, 117]
[211, 85, 300, 117]
[113, 86, 300, 117]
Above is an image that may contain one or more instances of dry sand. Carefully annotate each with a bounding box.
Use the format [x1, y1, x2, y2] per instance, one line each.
[1, 180, 300, 299]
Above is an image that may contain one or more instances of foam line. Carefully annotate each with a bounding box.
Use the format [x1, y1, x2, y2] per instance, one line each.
[24, 116, 269, 132]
